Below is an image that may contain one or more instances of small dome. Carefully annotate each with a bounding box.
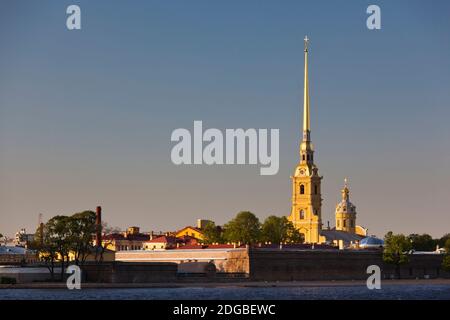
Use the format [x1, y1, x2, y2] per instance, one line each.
[335, 178, 356, 214]
[360, 236, 384, 247]
[335, 200, 356, 214]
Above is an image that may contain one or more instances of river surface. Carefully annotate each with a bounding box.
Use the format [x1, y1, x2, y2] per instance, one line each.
[1, 284, 450, 300]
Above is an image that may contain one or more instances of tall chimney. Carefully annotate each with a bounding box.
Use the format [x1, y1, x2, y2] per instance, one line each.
[96, 206, 102, 246]
[39, 222, 44, 246]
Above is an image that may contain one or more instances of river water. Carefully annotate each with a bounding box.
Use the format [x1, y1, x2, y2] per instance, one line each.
[1, 284, 450, 300]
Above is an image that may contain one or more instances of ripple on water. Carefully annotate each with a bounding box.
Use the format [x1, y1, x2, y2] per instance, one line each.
[0, 285, 449, 300]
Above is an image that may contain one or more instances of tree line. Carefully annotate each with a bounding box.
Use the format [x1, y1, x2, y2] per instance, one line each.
[201, 211, 304, 245]
[383, 231, 450, 278]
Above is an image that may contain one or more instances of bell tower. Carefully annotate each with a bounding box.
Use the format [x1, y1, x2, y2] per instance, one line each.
[288, 36, 323, 244]
[335, 178, 357, 234]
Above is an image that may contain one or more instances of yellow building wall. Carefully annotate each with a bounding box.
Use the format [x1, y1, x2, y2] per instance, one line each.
[176, 227, 204, 240]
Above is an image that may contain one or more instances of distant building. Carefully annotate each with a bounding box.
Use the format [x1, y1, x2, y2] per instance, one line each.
[196, 219, 213, 229]
[14, 228, 35, 247]
[101, 227, 150, 251]
[143, 235, 200, 250]
[0, 246, 38, 265]
[175, 226, 204, 240]
[65, 246, 116, 262]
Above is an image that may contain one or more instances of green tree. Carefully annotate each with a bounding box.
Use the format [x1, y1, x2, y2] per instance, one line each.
[261, 216, 304, 244]
[442, 239, 450, 272]
[438, 233, 450, 248]
[32, 223, 58, 280]
[383, 231, 412, 279]
[68, 211, 97, 265]
[445, 239, 450, 253]
[442, 255, 450, 272]
[223, 211, 261, 245]
[407, 233, 436, 252]
[201, 221, 223, 244]
[45, 215, 72, 280]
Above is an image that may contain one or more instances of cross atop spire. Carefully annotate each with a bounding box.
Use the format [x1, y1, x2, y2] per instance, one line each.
[304, 35, 309, 52]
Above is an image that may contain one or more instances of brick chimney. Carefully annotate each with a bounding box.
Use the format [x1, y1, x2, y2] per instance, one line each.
[96, 206, 102, 246]
[39, 222, 44, 246]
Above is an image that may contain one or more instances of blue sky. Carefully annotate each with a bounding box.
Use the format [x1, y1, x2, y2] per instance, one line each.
[0, 0, 449, 238]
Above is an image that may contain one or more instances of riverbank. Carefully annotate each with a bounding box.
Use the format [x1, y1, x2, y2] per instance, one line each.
[1, 278, 450, 289]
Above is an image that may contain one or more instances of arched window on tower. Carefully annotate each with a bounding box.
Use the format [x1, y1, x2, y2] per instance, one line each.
[302, 154, 305, 161]
[343, 220, 347, 228]
[314, 185, 318, 195]
[300, 210, 305, 219]
[300, 184, 305, 194]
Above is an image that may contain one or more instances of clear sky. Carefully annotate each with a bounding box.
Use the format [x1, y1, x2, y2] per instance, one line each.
[1, 0, 449, 238]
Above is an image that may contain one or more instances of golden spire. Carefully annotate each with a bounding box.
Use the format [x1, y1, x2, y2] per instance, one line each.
[302, 35, 310, 141]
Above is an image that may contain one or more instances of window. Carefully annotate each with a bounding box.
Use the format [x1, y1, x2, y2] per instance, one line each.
[350, 220, 354, 227]
[314, 185, 318, 195]
[302, 154, 305, 161]
[300, 184, 305, 194]
[307, 154, 310, 161]
[343, 220, 346, 228]
[337, 220, 340, 228]
[300, 210, 305, 219]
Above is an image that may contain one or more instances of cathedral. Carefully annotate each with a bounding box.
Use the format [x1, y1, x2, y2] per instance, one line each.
[287, 37, 367, 245]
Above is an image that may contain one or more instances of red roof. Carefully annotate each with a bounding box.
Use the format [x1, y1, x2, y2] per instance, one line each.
[174, 244, 244, 250]
[146, 235, 178, 243]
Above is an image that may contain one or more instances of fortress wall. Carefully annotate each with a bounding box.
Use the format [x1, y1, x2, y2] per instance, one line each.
[248, 249, 450, 281]
[82, 262, 178, 283]
[115, 248, 249, 274]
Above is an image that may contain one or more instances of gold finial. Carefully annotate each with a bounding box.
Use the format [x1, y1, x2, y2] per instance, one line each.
[304, 35, 309, 52]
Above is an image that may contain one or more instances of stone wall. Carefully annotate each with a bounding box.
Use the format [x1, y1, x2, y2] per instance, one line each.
[115, 248, 249, 274]
[0, 253, 39, 265]
[248, 248, 450, 281]
[82, 262, 177, 283]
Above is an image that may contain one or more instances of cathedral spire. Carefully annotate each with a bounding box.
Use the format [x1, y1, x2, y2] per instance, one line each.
[299, 36, 314, 165]
[303, 35, 310, 142]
